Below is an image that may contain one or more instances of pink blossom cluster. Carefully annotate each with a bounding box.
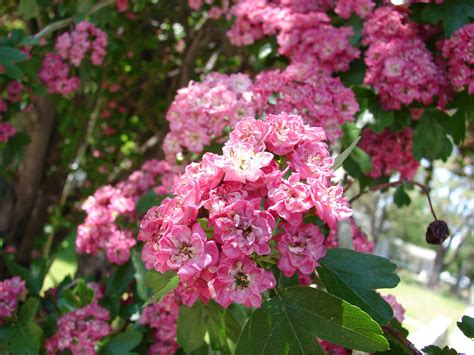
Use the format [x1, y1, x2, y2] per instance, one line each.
[40, 21, 107, 96]
[140, 113, 352, 308]
[383, 294, 406, 323]
[187, 0, 230, 19]
[334, 0, 375, 19]
[39, 53, 81, 96]
[55, 21, 107, 66]
[276, 15, 359, 72]
[363, 7, 446, 110]
[163, 73, 255, 163]
[325, 219, 374, 254]
[0, 277, 26, 320]
[45, 303, 112, 354]
[140, 294, 180, 355]
[77, 160, 177, 264]
[359, 127, 419, 179]
[0, 122, 16, 142]
[442, 24, 474, 94]
[6, 81, 23, 102]
[252, 62, 359, 142]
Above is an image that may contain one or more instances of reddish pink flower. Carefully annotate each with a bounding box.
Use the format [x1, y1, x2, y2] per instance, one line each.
[0, 277, 26, 319]
[209, 256, 275, 308]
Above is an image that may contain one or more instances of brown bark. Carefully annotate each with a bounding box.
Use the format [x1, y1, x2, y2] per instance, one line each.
[7, 96, 57, 263]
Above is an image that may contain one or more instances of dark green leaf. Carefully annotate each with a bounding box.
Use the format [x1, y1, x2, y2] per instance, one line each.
[422, 345, 458, 355]
[393, 185, 411, 207]
[206, 301, 229, 352]
[236, 287, 389, 354]
[413, 110, 453, 162]
[105, 329, 143, 355]
[136, 191, 170, 215]
[177, 303, 207, 353]
[422, 0, 474, 36]
[106, 262, 135, 297]
[8, 321, 42, 355]
[457, 315, 474, 339]
[319, 249, 399, 324]
[0, 46, 29, 63]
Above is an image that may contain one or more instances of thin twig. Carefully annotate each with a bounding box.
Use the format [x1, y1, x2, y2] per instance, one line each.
[382, 325, 422, 355]
[34, 0, 115, 39]
[350, 179, 438, 221]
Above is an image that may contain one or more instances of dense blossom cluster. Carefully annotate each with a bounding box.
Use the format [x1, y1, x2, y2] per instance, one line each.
[163, 73, 255, 162]
[383, 294, 406, 323]
[40, 21, 107, 96]
[140, 294, 180, 354]
[77, 160, 177, 264]
[140, 113, 351, 308]
[0, 122, 16, 142]
[359, 127, 419, 179]
[253, 62, 359, 141]
[442, 24, 474, 94]
[0, 277, 26, 321]
[45, 303, 112, 354]
[362, 7, 446, 110]
[334, 0, 374, 19]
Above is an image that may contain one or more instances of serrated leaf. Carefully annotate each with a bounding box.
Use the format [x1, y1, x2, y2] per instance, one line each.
[333, 136, 361, 170]
[236, 287, 389, 354]
[457, 315, 474, 339]
[8, 320, 42, 355]
[319, 249, 400, 325]
[19, 298, 39, 323]
[412, 110, 453, 162]
[422, 345, 458, 355]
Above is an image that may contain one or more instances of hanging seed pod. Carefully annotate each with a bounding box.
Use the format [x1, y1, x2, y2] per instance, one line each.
[425, 220, 450, 245]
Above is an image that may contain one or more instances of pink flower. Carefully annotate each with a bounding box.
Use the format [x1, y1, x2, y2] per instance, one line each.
[277, 223, 326, 277]
[45, 303, 112, 354]
[0, 277, 26, 319]
[383, 294, 406, 323]
[6, 81, 23, 102]
[155, 223, 218, 281]
[220, 142, 273, 183]
[264, 112, 306, 155]
[290, 140, 334, 180]
[308, 178, 352, 228]
[268, 173, 312, 226]
[213, 199, 275, 258]
[0, 122, 16, 142]
[209, 256, 275, 308]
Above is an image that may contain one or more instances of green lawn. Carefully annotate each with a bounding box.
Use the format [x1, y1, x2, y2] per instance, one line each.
[380, 272, 468, 334]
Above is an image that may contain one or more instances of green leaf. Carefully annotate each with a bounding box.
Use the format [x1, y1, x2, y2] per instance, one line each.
[333, 136, 361, 170]
[206, 301, 230, 352]
[143, 270, 179, 306]
[412, 110, 453, 162]
[422, 345, 458, 355]
[105, 329, 143, 355]
[393, 185, 411, 207]
[0, 46, 29, 63]
[340, 59, 366, 86]
[352, 147, 372, 174]
[319, 249, 400, 325]
[19, 298, 39, 323]
[8, 320, 42, 355]
[132, 250, 148, 301]
[135, 191, 170, 215]
[19, 0, 39, 19]
[422, 0, 474, 36]
[235, 287, 389, 354]
[225, 304, 249, 344]
[178, 302, 207, 353]
[457, 315, 474, 339]
[106, 262, 135, 297]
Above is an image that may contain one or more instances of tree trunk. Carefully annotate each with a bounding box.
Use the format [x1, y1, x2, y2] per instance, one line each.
[6, 96, 57, 263]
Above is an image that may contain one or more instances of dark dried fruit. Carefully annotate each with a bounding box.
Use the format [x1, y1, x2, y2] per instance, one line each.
[425, 220, 450, 245]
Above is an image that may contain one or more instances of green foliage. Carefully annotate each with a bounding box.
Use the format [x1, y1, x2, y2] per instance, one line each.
[104, 329, 143, 355]
[421, 0, 474, 36]
[457, 315, 474, 339]
[393, 185, 411, 208]
[422, 345, 458, 355]
[235, 287, 389, 354]
[136, 191, 172, 215]
[319, 249, 400, 325]
[333, 135, 361, 170]
[143, 270, 179, 306]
